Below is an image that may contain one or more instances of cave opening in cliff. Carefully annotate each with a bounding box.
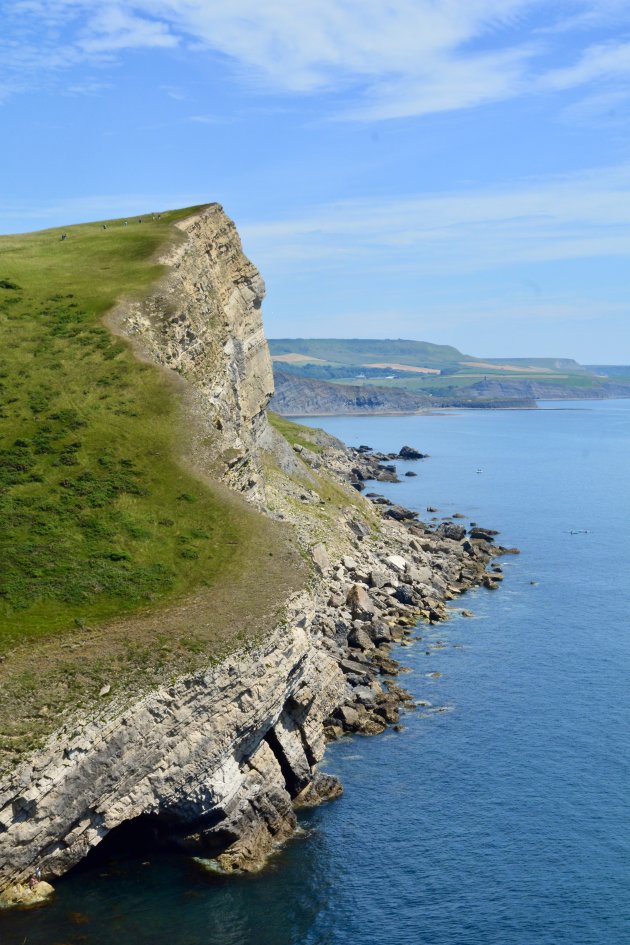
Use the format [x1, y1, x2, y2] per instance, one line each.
[71, 814, 183, 874]
[69, 807, 234, 877]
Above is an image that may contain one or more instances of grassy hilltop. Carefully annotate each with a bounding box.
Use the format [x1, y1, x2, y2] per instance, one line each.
[0, 210, 304, 764]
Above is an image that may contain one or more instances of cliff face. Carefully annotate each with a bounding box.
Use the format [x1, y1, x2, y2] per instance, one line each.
[271, 370, 431, 415]
[0, 596, 344, 887]
[118, 204, 275, 500]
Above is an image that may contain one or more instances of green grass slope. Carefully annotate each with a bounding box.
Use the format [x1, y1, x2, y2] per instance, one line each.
[0, 209, 298, 647]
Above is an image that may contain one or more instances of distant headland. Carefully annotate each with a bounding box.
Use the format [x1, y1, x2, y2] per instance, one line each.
[268, 338, 630, 414]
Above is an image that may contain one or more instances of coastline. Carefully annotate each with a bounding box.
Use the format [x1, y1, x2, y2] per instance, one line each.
[0, 428, 516, 908]
[0, 207, 516, 908]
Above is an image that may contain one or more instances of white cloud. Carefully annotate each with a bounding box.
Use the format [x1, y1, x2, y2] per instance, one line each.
[340, 44, 534, 120]
[3, 1, 630, 120]
[240, 164, 630, 277]
[77, 7, 178, 54]
[542, 40, 630, 91]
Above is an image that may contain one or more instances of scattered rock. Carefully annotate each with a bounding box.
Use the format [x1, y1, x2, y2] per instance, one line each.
[293, 771, 342, 808]
[336, 705, 359, 729]
[394, 585, 415, 605]
[385, 505, 418, 521]
[437, 522, 466, 541]
[470, 527, 498, 541]
[348, 519, 370, 539]
[348, 626, 375, 651]
[369, 569, 388, 589]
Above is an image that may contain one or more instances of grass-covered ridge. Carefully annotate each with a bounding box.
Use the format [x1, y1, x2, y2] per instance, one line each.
[0, 209, 287, 647]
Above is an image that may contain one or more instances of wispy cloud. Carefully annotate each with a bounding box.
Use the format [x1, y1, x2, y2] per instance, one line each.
[542, 39, 630, 91]
[240, 164, 630, 276]
[77, 7, 178, 54]
[3, 1, 630, 120]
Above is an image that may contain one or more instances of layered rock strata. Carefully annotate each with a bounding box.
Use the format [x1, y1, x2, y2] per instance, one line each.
[115, 204, 275, 501]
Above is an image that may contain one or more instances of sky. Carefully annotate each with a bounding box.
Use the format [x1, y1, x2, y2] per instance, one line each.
[2, 1, 630, 362]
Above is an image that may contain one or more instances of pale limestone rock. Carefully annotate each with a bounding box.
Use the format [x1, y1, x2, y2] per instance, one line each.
[312, 543, 331, 573]
[0, 203, 502, 901]
[0, 880, 55, 908]
[346, 584, 377, 621]
[114, 204, 274, 502]
[385, 554, 408, 573]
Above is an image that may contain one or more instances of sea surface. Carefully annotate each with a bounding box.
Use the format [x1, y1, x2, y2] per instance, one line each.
[2, 400, 629, 945]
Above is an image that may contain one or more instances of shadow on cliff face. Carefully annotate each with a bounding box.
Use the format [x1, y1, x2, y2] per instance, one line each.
[71, 815, 178, 872]
[71, 809, 236, 876]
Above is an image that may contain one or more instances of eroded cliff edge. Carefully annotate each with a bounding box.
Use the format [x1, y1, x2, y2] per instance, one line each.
[0, 206, 511, 906]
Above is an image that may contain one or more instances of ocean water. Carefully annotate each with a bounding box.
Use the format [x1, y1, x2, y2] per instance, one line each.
[2, 400, 629, 945]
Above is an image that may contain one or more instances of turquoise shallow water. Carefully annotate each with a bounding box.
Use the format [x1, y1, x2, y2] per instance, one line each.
[2, 400, 629, 945]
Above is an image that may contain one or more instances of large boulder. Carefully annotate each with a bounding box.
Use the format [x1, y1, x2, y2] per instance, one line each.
[394, 585, 415, 605]
[470, 528, 496, 542]
[384, 505, 418, 521]
[0, 880, 55, 908]
[385, 554, 407, 574]
[346, 584, 377, 621]
[437, 522, 466, 541]
[348, 626, 375, 651]
[398, 446, 428, 460]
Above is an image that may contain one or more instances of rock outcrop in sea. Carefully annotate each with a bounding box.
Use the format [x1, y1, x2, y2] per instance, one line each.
[0, 206, 515, 906]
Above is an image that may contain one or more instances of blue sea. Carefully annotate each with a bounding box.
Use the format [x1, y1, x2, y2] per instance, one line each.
[2, 400, 629, 945]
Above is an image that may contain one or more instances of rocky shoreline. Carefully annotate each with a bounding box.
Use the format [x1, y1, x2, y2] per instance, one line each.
[0, 432, 517, 908]
[300, 437, 517, 742]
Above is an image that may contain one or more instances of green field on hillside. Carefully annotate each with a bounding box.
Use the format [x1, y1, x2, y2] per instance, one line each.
[0, 210, 291, 647]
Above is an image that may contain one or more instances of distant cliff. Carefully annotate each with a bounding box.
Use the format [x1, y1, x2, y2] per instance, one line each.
[271, 370, 432, 414]
[268, 338, 630, 413]
[271, 371, 536, 414]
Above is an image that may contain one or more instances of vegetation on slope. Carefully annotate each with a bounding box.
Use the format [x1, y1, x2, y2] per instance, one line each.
[0, 210, 304, 767]
[267, 411, 324, 453]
